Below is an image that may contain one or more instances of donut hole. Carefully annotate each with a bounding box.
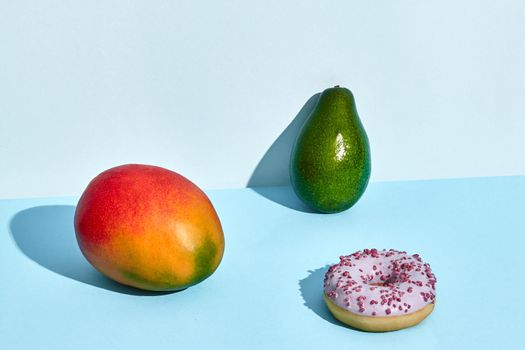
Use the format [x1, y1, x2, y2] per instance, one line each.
[366, 271, 409, 287]
[367, 281, 398, 288]
[368, 282, 390, 287]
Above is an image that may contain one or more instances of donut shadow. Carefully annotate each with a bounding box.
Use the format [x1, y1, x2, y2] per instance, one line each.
[299, 266, 373, 332]
[9, 205, 179, 296]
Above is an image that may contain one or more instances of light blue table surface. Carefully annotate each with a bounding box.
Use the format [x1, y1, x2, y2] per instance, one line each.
[1, 177, 524, 349]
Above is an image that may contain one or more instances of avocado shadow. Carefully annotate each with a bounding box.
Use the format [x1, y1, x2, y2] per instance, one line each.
[247, 93, 320, 212]
[9, 205, 176, 296]
[248, 186, 313, 213]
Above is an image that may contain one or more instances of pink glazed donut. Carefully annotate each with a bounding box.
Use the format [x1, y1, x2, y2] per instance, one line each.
[324, 249, 436, 332]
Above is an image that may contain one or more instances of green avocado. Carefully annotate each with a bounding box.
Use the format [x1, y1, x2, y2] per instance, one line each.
[290, 86, 371, 213]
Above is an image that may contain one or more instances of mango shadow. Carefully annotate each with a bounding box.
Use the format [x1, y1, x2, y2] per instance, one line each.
[247, 93, 320, 212]
[10, 205, 174, 296]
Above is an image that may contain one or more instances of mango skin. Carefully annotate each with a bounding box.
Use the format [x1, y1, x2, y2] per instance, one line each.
[74, 164, 225, 291]
[290, 87, 371, 213]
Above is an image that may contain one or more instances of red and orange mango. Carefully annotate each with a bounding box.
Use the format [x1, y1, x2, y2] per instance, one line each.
[74, 164, 224, 291]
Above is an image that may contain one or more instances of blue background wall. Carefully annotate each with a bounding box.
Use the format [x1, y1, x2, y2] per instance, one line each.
[1, 0, 524, 198]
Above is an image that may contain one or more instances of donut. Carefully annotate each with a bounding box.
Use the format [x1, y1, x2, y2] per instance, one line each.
[323, 249, 436, 332]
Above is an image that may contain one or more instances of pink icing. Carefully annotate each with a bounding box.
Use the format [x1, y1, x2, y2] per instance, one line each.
[324, 249, 436, 317]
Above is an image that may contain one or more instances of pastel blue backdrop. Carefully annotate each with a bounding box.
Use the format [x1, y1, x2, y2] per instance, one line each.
[1, 0, 524, 198]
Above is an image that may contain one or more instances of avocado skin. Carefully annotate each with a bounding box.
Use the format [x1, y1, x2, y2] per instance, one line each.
[290, 87, 371, 213]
